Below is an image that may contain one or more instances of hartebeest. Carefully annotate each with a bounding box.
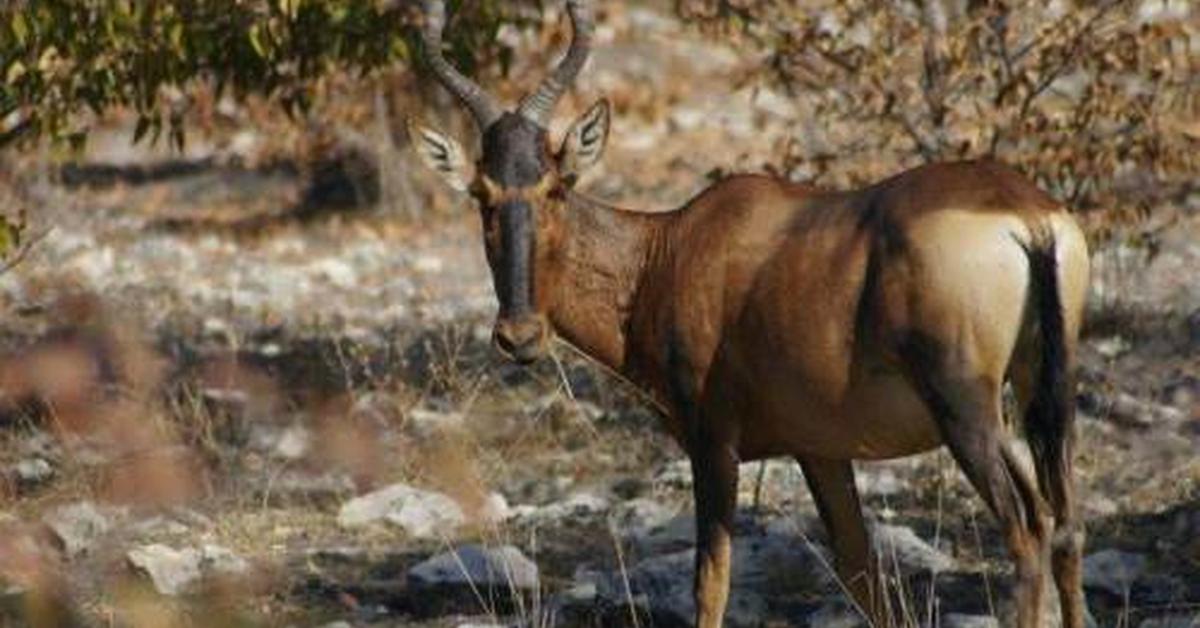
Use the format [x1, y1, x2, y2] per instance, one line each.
[407, 1, 1090, 626]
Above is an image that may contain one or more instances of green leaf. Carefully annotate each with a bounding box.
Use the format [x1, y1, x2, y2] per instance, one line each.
[11, 11, 29, 47]
[170, 22, 184, 52]
[249, 24, 267, 58]
[0, 215, 23, 259]
[279, 0, 301, 20]
[6, 61, 26, 85]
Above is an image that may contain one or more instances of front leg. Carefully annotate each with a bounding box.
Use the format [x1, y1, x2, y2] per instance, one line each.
[690, 432, 739, 628]
[798, 455, 887, 626]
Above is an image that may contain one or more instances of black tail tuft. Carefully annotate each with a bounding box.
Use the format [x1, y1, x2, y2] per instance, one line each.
[1018, 226, 1075, 510]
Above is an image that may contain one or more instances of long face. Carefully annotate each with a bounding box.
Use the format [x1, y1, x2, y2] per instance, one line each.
[410, 103, 610, 364]
[475, 114, 557, 364]
[410, 0, 603, 365]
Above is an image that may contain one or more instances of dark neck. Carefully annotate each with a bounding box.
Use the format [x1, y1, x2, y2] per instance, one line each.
[547, 191, 673, 376]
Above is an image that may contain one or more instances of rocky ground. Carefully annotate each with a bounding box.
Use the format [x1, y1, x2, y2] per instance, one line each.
[1, 3, 1199, 628]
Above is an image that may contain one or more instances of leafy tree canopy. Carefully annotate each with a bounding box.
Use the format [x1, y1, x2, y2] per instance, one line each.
[0, 0, 534, 149]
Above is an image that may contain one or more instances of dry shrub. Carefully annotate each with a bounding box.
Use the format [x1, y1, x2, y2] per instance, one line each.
[0, 524, 73, 628]
[0, 296, 209, 508]
[681, 0, 1198, 237]
[0, 338, 103, 431]
[93, 410, 205, 507]
[417, 431, 494, 526]
[189, 354, 285, 451]
[312, 396, 389, 489]
[107, 582, 189, 628]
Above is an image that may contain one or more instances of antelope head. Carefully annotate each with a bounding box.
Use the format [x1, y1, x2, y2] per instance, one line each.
[409, 0, 609, 364]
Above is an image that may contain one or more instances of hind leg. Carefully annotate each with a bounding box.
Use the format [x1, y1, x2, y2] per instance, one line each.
[1049, 480, 1084, 628]
[912, 370, 1052, 628]
[1010, 356, 1086, 628]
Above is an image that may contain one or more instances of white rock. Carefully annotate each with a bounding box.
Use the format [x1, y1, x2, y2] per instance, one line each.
[128, 545, 203, 596]
[856, 466, 904, 497]
[752, 86, 798, 119]
[669, 107, 706, 131]
[515, 492, 610, 525]
[13, 458, 54, 485]
[1085, 495, 1120, 517]
[201, 317, 234, 342]
[337, 483, 465, 539]
[1103, 392, 1186, 427]
[408, 544, 539, 591]
[44, 501, 111, 558]
[413, 255, 444, 273]
[480, 492, 510, 522]
[1093, 335, 1131, 358]
[872, 524, 956, 573]
[312, 258, 358, 288]
[127, 543, 249, 596]
[1137, 0, 1191, 23]
[273, 424, 310, 459]
[200, 544, 249, 575]
[404, 407, 464, 438]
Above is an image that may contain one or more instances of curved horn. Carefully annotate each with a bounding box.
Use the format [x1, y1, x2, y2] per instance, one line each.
[516, 0, 594, 127]
[421, 0, 502, 130]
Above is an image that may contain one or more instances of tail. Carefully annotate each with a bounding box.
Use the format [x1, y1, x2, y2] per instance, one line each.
[1018, 225, 1075, 512]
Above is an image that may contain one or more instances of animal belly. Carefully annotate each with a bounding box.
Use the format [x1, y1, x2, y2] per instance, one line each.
[761, 372, 942, 460]
[841, 373, 942, 458]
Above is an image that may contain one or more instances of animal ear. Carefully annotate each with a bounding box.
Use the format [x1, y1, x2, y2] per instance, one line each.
[407, 118, 471, 192]
[558, 99, 610, 182]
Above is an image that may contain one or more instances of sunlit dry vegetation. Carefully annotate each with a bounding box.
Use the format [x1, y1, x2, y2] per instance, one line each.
[0, 0, 1197, 627]
[682, 0, 1198, 230]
